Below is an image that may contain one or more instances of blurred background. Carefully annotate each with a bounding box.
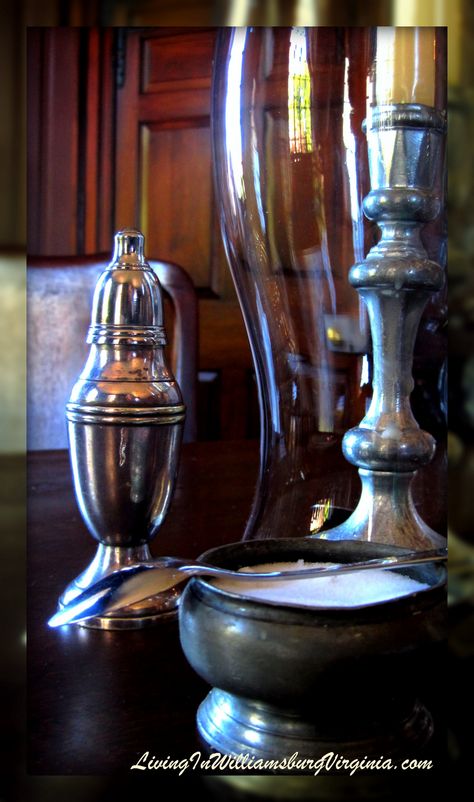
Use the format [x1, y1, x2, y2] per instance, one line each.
[1, 0, 472, 799]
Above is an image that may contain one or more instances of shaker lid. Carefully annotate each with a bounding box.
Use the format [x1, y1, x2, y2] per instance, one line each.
[87, 229, 166, 346]
[111, 228, 147, 266]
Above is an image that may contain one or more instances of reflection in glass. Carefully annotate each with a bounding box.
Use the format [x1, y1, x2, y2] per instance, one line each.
[288, 28, 313, 155]
[213, 27, 373, 539]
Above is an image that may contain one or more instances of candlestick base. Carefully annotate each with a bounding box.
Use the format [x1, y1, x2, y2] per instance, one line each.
[314, 470, 445, 550]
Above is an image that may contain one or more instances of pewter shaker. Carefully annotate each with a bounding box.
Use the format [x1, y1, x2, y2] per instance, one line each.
[57, 229, 185, 628]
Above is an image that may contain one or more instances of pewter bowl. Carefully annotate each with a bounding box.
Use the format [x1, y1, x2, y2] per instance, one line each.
[178, 538, 446, 761]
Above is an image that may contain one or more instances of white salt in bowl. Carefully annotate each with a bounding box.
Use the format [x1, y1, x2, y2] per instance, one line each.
[178, 538, 446, 759]
[211, 558, 431, 608]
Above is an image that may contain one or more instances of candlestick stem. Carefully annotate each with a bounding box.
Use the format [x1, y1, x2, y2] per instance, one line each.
[317, 104, 446, 549]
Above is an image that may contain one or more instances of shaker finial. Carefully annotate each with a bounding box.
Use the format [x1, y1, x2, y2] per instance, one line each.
[89, 227, 165, 340]
[112, 228, 146, 266]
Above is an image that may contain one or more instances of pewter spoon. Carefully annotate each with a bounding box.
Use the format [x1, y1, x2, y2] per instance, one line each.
[48, 548, 446, 628]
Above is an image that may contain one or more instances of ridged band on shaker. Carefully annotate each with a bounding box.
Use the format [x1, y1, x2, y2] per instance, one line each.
[66, 402, 185, 426]
[87, 324, 167, 346]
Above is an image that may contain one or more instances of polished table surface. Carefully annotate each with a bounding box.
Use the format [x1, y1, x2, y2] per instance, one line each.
[28, 441, 262, 774]
[27, 440, 446, 775]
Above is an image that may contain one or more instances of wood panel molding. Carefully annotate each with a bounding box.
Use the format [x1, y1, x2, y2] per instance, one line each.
[27, 28, 115, 256]
[27, 28, 80, 254]
[141, 29, 215, 93]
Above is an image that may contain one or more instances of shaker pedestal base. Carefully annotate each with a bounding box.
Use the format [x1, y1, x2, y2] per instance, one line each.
[71, 609, 177, 630]
[57, 543, 179, 629]
[57, 591, 179, 630]
[197, 688, 434, 764]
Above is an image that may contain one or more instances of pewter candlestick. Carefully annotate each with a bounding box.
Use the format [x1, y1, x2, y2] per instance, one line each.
[318, 104, 447, 550]
[57, 228, 185, 628]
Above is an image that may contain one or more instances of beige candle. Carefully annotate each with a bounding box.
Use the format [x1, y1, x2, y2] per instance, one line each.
[446, 0, 461, 87]
[375, 26, 436, 106]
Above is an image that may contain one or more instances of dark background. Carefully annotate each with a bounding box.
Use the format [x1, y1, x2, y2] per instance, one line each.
[1, 1, 472, 799]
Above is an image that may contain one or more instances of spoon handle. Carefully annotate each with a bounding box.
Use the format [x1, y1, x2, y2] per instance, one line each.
[201, 548, 447, 581]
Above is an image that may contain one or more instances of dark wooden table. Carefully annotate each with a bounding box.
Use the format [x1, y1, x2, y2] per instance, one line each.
[28, 441, 262, 774]
[27, 440, 446, 776]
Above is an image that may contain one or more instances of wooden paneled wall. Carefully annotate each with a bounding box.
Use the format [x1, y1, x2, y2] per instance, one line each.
[26, 26, 446, 442]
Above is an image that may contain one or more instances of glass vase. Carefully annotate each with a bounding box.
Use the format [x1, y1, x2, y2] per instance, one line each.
[212, 27, 373, 539]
